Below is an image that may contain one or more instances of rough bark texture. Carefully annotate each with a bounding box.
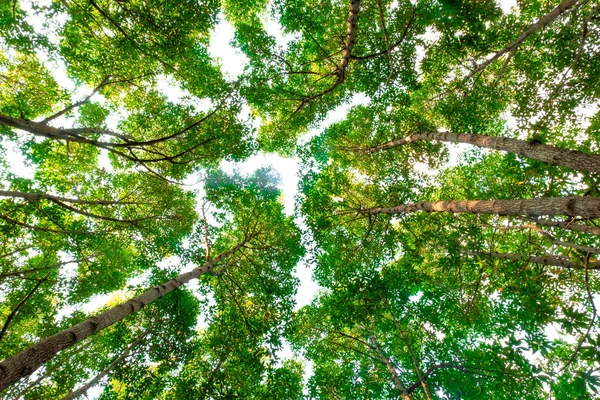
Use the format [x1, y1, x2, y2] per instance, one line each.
[365, 131, 600, 174]
[338, 0, 361, 80]
[464, 251, 600, 270]
[295, 0, 360, 110]
[360, 196, 600, 218]
[464, 0, 581, 80]
[0, 238, 251, 390]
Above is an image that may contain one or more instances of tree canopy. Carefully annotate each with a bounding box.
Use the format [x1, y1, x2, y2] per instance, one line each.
[0, 0, 599, 398]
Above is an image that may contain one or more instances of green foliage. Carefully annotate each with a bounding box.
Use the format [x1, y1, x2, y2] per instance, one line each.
[1, 0, 599, 398]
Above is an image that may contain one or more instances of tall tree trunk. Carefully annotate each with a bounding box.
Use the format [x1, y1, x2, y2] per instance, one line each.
[463, 250, 600, 270]
[294, 0, 360, 112]
[339, 0, 361, 80]
[364, 131, 600, 174]
[0, 236, 252, 390]
[62, 329, 149, 400]
[359, 196, 600, 218]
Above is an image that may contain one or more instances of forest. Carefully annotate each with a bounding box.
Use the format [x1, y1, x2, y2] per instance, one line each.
[0, 0, 599, 398]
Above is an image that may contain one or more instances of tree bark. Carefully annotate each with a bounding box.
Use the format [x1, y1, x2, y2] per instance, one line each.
[339, 0, 361, 81]
[0, 236, 252, 390]
[61, 329, 149, 400]
[463, 250, 600, 270]
[359, 196, 600, 218]
[294, 0, 360, 111]
[364, 131, 600, 174]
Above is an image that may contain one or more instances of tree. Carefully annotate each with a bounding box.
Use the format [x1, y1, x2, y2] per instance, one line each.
[2, 0, 600, 397]
[358, 131, 600, 174]
[0, 168, 303, 390]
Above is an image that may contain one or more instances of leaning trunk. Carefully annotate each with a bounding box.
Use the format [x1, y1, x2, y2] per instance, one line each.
[359, 196, 600, 218]
[0, 237, 250, 390]
[365, 131, 600, 174]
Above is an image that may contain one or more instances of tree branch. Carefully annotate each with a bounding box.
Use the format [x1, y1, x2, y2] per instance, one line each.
[0, 272, 50, 342]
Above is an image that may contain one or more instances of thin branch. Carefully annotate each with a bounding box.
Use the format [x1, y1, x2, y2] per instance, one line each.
[351, 5, 415, 61]
[42, 76, 110, 124]
[0, 213, 94, 235]
[201, 202, 212, 262]
[382, 297, 432, 399]
[405, 362, 464, 393]
[62, 329, 150, 400]
[490, 223, 600, 254]
[463, 0, 582, 81]
[0, 272, 50, 342]
[0, 190, 143, 206]
[376, 0, 394, 82]
[0, 259, 82, 280]
[557, 252, 597, 372]
[369, 330, 411, 399]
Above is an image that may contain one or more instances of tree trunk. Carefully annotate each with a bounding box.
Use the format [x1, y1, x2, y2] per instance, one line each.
[463, 250, 600, 270]
[359, 196, 600, 218]
[62, 329, 149, 400]
[364, 131, 600, 174]
[339, 0, 361, 80]
[295, 0, 360, 111]
[0, 237, 251, 390]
